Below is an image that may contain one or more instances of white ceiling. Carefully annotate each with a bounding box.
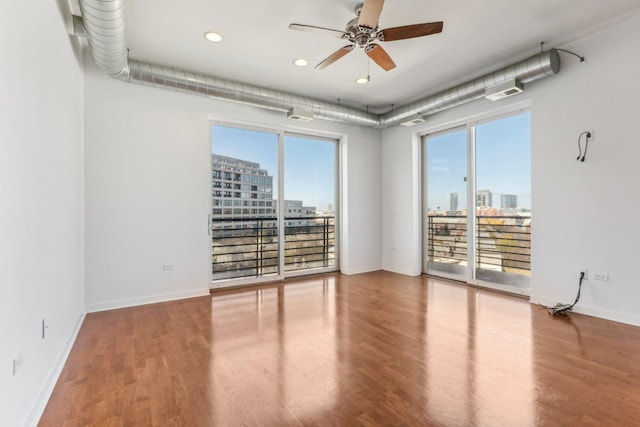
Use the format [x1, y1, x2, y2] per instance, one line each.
[125, 0, 640, 113]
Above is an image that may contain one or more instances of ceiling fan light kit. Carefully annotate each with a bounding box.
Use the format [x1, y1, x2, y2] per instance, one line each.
[289, 0, 443, 72]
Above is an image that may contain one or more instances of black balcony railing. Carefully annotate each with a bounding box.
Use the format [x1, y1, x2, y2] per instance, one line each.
[427, 215, 531, 276]
[212, 216, 335, 280]
[284, 216, 335, 272]
[427, 216, 468, 265]
[476, 215, 531, 274]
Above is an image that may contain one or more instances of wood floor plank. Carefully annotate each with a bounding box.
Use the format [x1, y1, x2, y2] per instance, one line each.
[39, 271, 640, 426]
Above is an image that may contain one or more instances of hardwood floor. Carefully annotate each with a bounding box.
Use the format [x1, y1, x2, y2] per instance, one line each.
[40, 271, 640, 426]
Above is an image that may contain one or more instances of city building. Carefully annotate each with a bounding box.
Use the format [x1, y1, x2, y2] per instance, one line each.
[450, 192, 458, 211]
[476, 190, 493, 207]
[501, 194, 518, 209]
[211, 154, 316, 224]
[211, 154, 275, 218]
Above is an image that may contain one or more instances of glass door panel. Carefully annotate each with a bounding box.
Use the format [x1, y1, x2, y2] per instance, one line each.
[211, 125, 279, 281]
[425, 129, 468, 278]
[283, 135, 337, 273]
[474, 112, 531, 287]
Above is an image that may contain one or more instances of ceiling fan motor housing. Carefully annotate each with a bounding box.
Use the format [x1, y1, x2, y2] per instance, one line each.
[346, 17, 379, 47]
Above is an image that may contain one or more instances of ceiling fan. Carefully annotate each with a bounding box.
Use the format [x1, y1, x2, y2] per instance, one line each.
[289, 0, 443, 71]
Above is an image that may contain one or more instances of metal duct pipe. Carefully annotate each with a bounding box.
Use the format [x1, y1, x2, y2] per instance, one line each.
[78, 0, 129, 80]
[379, 49, 560, 127]
[127, 61, 380, 127]
[76, 0, 378, 126]
[76, 0, 560, 128]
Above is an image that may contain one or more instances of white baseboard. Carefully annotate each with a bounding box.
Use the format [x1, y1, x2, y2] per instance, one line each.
[381, 265, 422, 277]
[86, 288, 211, 313]
[530, 295, 640, 327]
[26, 310, 86, 427]
[340, 265, 382, 275]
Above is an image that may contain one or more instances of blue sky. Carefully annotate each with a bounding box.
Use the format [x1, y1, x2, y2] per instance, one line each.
[211, 126, 336, 211]
[427, 112, 531, 211]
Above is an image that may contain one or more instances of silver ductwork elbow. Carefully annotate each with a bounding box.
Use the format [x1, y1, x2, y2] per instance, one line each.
[78, 0, 129, 80]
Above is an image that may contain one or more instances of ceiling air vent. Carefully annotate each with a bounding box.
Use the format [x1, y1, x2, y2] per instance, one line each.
[400, 114, 426, 126]
[287, 107, 314, 121]
[485, 79, 524, 101]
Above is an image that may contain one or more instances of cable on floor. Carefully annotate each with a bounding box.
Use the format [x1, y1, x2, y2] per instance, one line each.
[540, 271, 585, 316]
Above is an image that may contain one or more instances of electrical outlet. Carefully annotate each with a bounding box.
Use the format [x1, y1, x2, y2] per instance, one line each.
[12, 354, 23, 376]
[579, 268, 588, 279]
[162, 263, 174, 271]
[593, 272, 609, 281]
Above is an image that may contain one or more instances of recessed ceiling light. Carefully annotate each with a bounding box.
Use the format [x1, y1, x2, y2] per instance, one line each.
[355, 76, 370, 84]
[203, 31, 223, 43]
[293, 58, 308, 67]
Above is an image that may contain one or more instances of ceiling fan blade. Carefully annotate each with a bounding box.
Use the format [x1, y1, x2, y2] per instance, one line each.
[315, 45, 355, 69]
[289, 23, 349, 39]
[365, 44, 396, 71]
[358, 0, 384, 29]
[380, 22, 444, 41]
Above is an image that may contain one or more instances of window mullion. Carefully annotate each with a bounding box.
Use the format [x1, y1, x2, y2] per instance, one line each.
[277, 131, 286, 278]
[466, 124, 477, 282]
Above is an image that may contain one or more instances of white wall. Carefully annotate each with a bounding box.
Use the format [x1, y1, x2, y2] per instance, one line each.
[381, 129, 423, 276]
[83, 60, 382, 311]
[381, 15, 640, 326]
[531, 15, 640, 325]
[84, 60, 212, 311]
[0, 1, 86, 426]
[340, 122, 383, 274]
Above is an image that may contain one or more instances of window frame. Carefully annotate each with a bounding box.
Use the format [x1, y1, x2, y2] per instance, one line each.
[208, 120, 341, 289]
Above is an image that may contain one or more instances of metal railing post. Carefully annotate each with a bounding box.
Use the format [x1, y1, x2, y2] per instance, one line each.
[323, 217, 328, 267]
[476, 216, 481, 270]
[255, 219, 261, 277]
[427, 216, 433, 260]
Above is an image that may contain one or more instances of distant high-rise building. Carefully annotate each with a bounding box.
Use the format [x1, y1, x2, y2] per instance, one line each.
[450, 192, 458, 211]
[501, 194, 518, 209]
[211, 154, 275, 218]
[282, 200, 315, 218]
[211, 154, 316, 222]
[476, 190, 492, 207]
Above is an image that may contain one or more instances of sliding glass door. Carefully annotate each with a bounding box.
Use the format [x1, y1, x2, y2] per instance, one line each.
[424, 128, 469, 280]
[210, 126, 279, 281]
[474, 114, 531, 287]
[424, 111, 531, 291]
[210, 124, 338, 287]
[284, 134, 337, 272]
